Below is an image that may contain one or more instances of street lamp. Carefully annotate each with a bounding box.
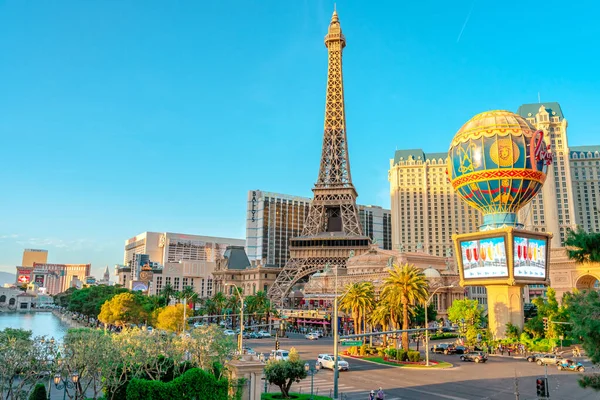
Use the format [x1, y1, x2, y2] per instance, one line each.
[226, 283, 245, 354]
[333, 265, 355, 400]
[54, 372, 78, 400]
[304, 362, 321, 400]
[425, 285, 455, 367]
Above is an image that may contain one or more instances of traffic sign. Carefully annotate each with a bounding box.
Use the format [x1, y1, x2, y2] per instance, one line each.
[341, 340, 362, 346]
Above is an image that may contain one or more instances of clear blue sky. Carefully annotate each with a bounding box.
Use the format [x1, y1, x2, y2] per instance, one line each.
[1, 1, 598, 278]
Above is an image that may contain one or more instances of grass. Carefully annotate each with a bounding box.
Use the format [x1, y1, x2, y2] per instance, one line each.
[262, 393, 332, 400]
[363, 356, 453, 369]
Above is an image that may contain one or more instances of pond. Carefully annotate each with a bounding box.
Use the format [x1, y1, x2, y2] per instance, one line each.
[0, 311, 70, 340]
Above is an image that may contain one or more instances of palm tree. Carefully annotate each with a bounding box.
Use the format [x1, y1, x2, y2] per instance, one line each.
[212, 292, 227, 323]
[226, 289, 242, 329]
[370, 300, 394, 347]
[160, 283, 175, 306]
[565, 227, 600, 263]
[381, 264, 429, 351]
[339, 282, 375, 336]
[180, 286, 199, 310]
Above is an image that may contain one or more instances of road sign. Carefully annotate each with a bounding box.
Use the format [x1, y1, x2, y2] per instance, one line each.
[341, 340, 362, 346]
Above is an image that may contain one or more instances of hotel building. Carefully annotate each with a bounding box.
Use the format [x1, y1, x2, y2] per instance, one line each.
[116, 232, 244, 297]
[245, 190, 392, 267]
[389, 102, 600, 302]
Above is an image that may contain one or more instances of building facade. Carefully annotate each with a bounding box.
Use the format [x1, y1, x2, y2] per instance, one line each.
[212, 246, 282, 296]
[117, 232, 244, 297]
[389, 151, 481, 257]
[568, 146, 600, 233]
[517, 103, 578, 247]
[22, 249, 48, 267]
[245, 190, 392, 267]
[15, 263, 91, 295]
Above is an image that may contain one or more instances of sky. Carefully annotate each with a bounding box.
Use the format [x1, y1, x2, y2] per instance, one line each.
[1, 0, 599, 279]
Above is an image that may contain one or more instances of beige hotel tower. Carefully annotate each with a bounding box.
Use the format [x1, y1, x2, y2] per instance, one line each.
[389, 103, 600, 299]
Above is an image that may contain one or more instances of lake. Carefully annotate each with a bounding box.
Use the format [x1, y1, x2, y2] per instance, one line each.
[0, 311, 70, 340]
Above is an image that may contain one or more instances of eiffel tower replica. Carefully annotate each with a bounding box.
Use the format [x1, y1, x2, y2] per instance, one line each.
[268, 10, 371, 306]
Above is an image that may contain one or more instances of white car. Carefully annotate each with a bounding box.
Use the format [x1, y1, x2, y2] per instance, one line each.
[305, 333, 319, 340]
[317, 354, 349, 371]
[223, 329, 235, 336]
[258, 331, 271, 338]
[270, 349, 289, 361]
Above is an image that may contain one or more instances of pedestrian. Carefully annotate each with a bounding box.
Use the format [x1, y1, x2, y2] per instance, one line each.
[377, 387, 384, 400]
[507, 348, 511, 357]
[369, 390, 376, 400]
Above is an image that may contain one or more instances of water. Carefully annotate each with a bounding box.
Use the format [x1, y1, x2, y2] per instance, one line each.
[0, 311, 70, 340]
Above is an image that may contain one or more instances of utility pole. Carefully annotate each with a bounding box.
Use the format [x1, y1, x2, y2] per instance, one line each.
[333, 264, 339, 400]
[514, 370, 519, 400]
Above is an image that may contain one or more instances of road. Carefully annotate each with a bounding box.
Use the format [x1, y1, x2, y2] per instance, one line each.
[245, 333, 597, 400]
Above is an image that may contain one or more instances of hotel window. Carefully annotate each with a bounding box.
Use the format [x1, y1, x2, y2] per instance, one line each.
[174, 277, 180, 290]
[156, 276, 163, 293]
[182, 277, 189, 289]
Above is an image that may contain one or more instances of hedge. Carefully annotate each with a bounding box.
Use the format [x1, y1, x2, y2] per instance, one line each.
[126, 368, 230, 400]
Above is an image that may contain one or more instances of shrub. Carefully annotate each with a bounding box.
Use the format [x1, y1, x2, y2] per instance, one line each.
[359, 344, 366, 356]
[126, 368, 229, 400]
[398, 349, 408, 362]
[407, 351, 421, 362]
[384, 348, 397, 359]
[28, 384, 47, 400]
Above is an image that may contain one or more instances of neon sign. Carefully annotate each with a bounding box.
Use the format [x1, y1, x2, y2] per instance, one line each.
[530, 130, 554, 168]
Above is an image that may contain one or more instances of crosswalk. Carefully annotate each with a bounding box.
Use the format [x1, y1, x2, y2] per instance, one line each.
[263, 374, 401, 400]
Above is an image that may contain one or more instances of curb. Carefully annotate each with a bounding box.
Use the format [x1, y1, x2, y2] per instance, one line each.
[348, 356, 454, 370]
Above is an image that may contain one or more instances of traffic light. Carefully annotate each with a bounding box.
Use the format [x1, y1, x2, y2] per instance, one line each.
[536, 377, 548, 398]
[543, 317, 549, 331]
[275, 340, 280, 351]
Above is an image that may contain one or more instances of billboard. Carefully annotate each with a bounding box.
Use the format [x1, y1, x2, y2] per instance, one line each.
[514, 236, 547, 279]
[131, 281, 149, 292]
[16, 268, 32, 284]
[34, 275, 45, 286]
[460, 236, 508, 279]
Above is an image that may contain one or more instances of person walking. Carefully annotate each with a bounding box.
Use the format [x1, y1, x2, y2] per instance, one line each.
[376, 387, 385, 400]
[369, 390, 376, 400]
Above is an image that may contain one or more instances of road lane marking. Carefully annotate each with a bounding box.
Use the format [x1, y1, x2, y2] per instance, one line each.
[403, 387, 469, 400]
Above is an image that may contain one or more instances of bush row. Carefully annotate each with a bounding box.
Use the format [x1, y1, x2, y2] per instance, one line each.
[126, 368, 230, 400]
[384, 348, 421, 362]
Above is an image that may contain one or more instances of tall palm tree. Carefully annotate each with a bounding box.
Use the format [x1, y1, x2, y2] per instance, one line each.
[212, 292, 227, 323]
[160, 283, 175, 306]
[226, 289, 242, 329]
[565, 227, 600, 263]
[370, 300, 394, 347]
[339, 282, 375, 335]
[381, 264, 429, 351]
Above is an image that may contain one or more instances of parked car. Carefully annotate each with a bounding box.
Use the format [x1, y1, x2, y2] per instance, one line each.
[258, 331, 271, 338]
[460, 352, 488, 363]
[431, 343, 456, 355]
[557, 359, 585, 372]
[526, 353, 545, 363]
[249, 332, 260, 339]
[536, 354, 562, 366]
[270, 349, 289, 361]
[305, 332, 319, 340]
[454, 346, 467, 355]
[317, 354, 349, 371]
[243, 347, 256, 356]
[223, 329, 235, 336]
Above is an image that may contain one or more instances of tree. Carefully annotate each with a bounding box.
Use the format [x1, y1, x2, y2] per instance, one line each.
[98, 292, 148, 328]
[381, 264, 429, 350]
[0, 329, 58, 400]
[410, 303, 437, 327]
[60, 328, 116, 399]
[160, 283, 176, 306]
[447, 299, 483, 345]
[155, 304, 188, 333]
[565, 227, 600, 263]
[264, 359, 307, 399]
[565, 290, 600, 391]
[339, 282, 375, 336]
[370, 301, 394, 347]
[67, 285, 130, 321]
[182, 325, 236, 371]
[530, 288, 570, 340]
[180, 286, 198, 310]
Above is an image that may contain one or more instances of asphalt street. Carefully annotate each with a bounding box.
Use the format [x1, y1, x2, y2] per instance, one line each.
[246, 333, 598, 400]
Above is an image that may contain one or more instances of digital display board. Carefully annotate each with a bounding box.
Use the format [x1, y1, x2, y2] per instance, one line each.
[513, 236, 547, 278]
[460, 236, 508, 279]
[34, 275, 45, 286]
[131, 281, 149, 292]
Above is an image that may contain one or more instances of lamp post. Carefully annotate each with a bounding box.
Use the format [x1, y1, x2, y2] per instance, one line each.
[425, 285, 455, 367]
[54, 372, 78, 400]
[333, 265, 355, 400]
[226, 283, 244, 354]
[40, 338, 56, 400]
[304, 362, 321, 400]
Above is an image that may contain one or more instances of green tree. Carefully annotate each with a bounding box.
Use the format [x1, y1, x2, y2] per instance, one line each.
[381, 264, 429, 350]
[182, 325, 236, 371]
[180, 286, 198, 309]
[369, 300, 394, 347]
[27, 384, 47, 400]
[160, 283, 176, 306]
[339, 282, 375, 336]
[447, 299, 483, 345]
[410, 303, 437, 327]
[565, 227, 600, 263]
[565, 290, 600, 391]
[531, 288, 570, 339]
[67, 285, 130, 321]
[155, 304, 188, 333]
[98, 292, 148, 328]
[264, 359, 307, 399]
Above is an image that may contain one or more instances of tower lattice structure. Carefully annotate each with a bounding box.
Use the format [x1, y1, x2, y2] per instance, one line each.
[268, 11, 371, 306]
